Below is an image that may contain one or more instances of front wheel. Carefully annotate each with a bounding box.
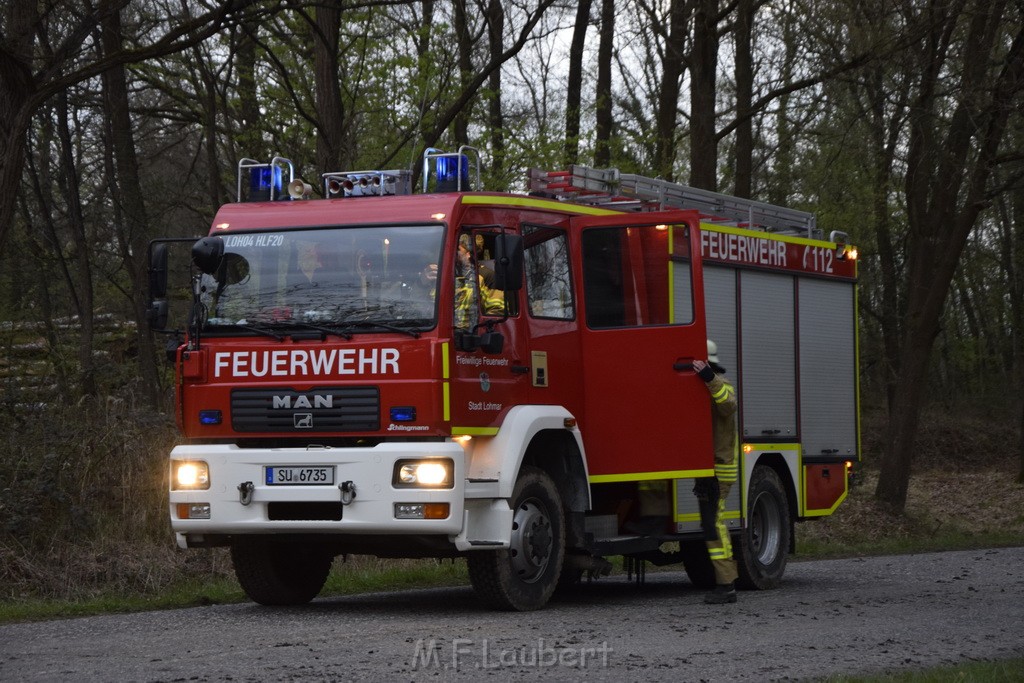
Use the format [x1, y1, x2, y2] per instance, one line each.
[467, 466, 566, 611]
[231, 537, 333, 606]
[735, 465, 791, 589]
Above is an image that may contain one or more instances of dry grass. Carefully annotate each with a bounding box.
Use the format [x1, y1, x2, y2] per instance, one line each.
[2, 401, 1022, 603]
[800, 406, 1024, 553]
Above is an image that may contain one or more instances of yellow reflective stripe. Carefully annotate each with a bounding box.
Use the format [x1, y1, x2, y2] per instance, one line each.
[711, 384, 735, 404]
[589, 468, 715, 483]
[715, 463, 738, 482]
[461, 194, 620, 216]
[452, 427, 499, 436]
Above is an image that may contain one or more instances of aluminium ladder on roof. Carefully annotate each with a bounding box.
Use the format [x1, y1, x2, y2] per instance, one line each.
[528, 165, 819, 239]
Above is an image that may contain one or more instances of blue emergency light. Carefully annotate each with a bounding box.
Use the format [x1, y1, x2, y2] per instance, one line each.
[199, 410, 223, 425]
[390, 406, 417, 422]
[435, 155, 470, 192]
[249, 166, 284, 201]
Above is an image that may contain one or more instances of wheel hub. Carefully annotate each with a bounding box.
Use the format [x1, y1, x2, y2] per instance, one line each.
[509, 499, 553, 583]
[750, 491, 782, 563]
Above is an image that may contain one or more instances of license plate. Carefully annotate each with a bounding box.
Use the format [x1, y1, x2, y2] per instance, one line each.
[264, 466, 335, 486]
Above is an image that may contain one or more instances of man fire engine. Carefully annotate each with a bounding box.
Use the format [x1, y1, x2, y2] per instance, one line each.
[148, 149, 860, 611]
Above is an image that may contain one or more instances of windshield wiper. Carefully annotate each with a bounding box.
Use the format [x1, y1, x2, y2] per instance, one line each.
[208, 322, 285, 341]
[271, 322, 353, 340]
[338, 320, 421, 339]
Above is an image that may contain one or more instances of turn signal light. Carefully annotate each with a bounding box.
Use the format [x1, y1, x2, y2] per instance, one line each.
[395, 503, 450, 519]
[176, 503, 211, 519]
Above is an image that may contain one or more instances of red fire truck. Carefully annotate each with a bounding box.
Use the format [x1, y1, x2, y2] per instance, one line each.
[148, 149, 859, 611]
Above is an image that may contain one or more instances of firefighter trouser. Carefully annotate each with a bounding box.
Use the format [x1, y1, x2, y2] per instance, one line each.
[706, 462, 739, 585]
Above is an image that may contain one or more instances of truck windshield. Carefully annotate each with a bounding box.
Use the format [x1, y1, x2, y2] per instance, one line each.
[200, 225, 444, 332]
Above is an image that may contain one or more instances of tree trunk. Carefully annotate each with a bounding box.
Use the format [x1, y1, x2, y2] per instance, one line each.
[876, 5, 1024, 511]
[689, 0, 718, 190]
[453, 0, 472, 147]
[313, 3, 346, 172]
[0, 0, 38, 256]
[594, 0, 614, 167]
[487, 0, 505, 179]
[54, 90, 97, 399]
[654, 0, 689, 182]
[867, 62, 904, 414]
[732, 0, 753, 197]
[100, 7, 161, 408]
[1002, 178, 1024, 481]
[564, 0, 592, 166]
[233, 17, 262, 164]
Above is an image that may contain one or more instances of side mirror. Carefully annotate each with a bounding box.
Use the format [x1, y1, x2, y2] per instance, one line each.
[493, 234, 523, 292]
[478, 331, 504, 354]
[455, 330, 505, 354]
[149, 243, 168, 299]
[192, 236, 224, 275]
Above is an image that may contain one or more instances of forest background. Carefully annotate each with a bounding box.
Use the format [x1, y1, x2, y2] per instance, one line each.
[0, 0, 1022, 602]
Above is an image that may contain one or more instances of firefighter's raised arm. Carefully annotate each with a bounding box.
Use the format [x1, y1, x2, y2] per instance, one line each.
[694, 359, 738, 418]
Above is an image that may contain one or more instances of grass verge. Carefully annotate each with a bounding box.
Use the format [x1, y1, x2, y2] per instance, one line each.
[820, 657, 1024, 682]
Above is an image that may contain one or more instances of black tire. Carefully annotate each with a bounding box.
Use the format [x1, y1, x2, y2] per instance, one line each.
[735, 465, 790, 590]
[680, 539, 716, 589]
[467, 466, 566, 611]
[231, 537, 333, 606]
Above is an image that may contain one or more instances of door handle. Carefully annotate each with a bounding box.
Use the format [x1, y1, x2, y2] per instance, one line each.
[511, 365, 530, 374]
[673, 358, 695, 372]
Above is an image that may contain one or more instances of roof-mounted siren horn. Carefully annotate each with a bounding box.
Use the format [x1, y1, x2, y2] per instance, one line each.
[237, 157, 297, 202]
[422, 146, 482, 193]
[288, 178, 313, 199]
[322, 170, 413, 198]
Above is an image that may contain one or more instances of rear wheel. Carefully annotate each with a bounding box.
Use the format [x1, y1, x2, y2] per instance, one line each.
[736, 465, 790, 589]
[468, 466, 566, 611]
[231, 537, 333, 605]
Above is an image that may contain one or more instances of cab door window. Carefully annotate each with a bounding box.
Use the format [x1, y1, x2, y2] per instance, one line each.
[581, 224, 693, 328]
[524, 224, 574, 320]
[453, 231, 509, 330]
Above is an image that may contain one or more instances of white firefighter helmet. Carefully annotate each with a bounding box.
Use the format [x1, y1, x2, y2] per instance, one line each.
[707, 340, 720, 365]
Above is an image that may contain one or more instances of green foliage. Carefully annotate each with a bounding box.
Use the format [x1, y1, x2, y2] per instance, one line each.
[819, 658, 1024, 683]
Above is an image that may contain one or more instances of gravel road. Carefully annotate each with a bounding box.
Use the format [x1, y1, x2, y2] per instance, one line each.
[1, 547, 1021, 682]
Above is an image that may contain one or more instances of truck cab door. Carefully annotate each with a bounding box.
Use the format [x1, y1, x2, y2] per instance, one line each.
[448, 227, 530, 435]
[570, 211, 713, 480]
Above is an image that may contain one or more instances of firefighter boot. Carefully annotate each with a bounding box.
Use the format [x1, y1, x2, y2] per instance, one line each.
[704, 583, 737, 604]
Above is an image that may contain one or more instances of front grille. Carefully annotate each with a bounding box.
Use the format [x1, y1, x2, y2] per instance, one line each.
[268, 502, 343, 521]
[231, 386, 379, 432]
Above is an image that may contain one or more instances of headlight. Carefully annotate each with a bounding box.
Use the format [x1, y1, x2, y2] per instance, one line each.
[393, 459, 454, 488]
[173, 461, 210, 490]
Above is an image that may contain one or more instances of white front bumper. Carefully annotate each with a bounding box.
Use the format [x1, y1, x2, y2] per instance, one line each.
[169, 442, 467, 545]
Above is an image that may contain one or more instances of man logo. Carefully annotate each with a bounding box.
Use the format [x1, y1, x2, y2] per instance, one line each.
[294, 413, 313, 429]
[273, 394, 334, 409]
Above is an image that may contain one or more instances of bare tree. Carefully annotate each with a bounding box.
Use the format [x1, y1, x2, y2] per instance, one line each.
[311, 3, 348, 172]
[875, 0, 1024, 511]
[732, 0, 754, 197]
[486, 0, 506, 177]
[689, 0, 718, 190]
[100, 6, 160, 407]
[564, 0, 592, 166]
[0, 0, 275, 256]
[594, 0, 614, 167]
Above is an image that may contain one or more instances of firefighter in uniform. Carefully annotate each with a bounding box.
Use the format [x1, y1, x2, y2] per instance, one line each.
[454, 235, 503, 329]
[693, 340, 739, 604]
